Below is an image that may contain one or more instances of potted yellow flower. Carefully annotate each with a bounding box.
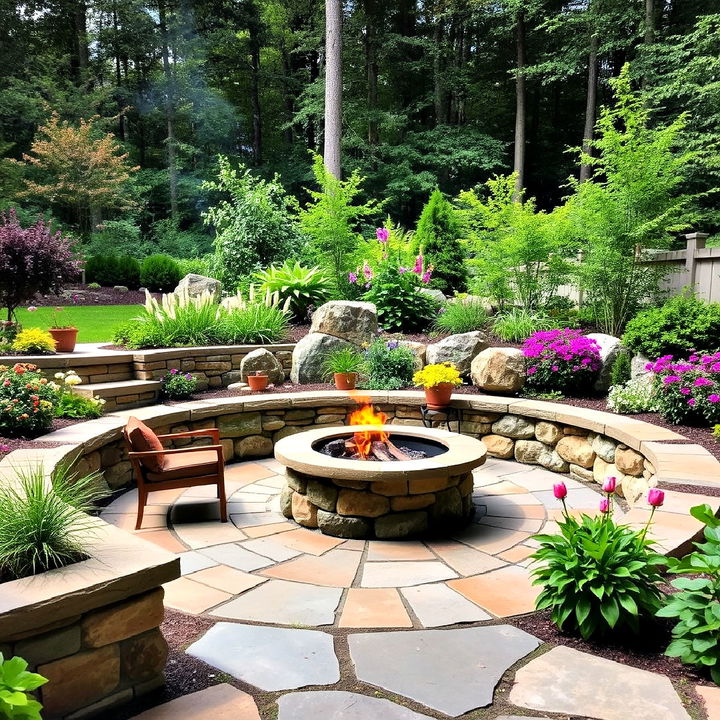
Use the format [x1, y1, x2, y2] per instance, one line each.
[413, 362, 462, 410]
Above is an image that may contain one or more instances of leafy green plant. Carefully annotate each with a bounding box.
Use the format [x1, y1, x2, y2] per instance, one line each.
[413, 188, 467, 294]
[491, 309, 558, 343]
[86, 282, 101, 290]
[140, 254, 182, 292]
[623, 295, 720, 360]
[433, 298, 488, 334]
[610, 351, 632, 386]
[607, 378, 659, 414]
[256, 261, 333, 321]
[84, 254, 141, 289]
[531, 481, 666, 639]
[11, 328, 56, 354]
[0, 461, 107, 580]
[322, 347, 364, 380]
[50, 371, 104, 419]
[0, 653, 47, 720]
[160, 369, 198, 399]
[360, 339, 416, 390]
[176, 255, 214, 278]
[658, 504, 720, 683]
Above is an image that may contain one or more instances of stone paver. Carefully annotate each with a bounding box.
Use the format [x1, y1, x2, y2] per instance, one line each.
[173, 521, 247, 549]
[187, 623, 340, 691]
[211, 579, 342, 625]
[339, 588, 413, 628]
[697, 685, 720, 720]
[510, 646, 691, 720]
[400, 583, 491, 626]
[261, 549, 361, 587]
[360, 561, 458, 588]
[163, 577, 232, 614]
[277, 691, 434, 719]
[199, 543, 274, 571]
[448, 565, 539, 617]
[276, 528, 345, 555]
[130, 684, 260, 720]
[427, 541, 507, 575]
[240, 536, 302, 561]
[186, 565, 267, 595]
[349, 626, 540, 716]
[366, 541, 435, 561]
[179, 551, 218, 575]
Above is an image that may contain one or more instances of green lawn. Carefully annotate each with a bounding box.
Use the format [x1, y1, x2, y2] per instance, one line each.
[16, 305, 141, 343]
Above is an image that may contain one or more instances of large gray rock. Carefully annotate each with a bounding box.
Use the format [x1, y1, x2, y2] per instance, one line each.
[631, 353, 653, 380]
[426, 331, 489, 376]
[310, 301, 378, 345]
[240, 348, 284, 385]
[419, 287, 447, 304]
[174, 273, 222, 301]
[399, 340, 427, 372]
[587, 332, 622, 392]
[471, 347, 526, 393]
[290, 333, 356, 384]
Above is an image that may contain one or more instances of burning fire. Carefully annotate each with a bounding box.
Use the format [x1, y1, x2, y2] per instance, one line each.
[348, 395, 388, 459]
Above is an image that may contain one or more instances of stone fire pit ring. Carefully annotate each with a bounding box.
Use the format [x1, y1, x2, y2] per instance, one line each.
[275, 425, 487, 539]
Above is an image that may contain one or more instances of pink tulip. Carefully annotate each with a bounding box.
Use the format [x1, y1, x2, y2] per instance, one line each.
[602, 476, 617, 493]
[599, 497, 610, 513]
[553, 482, 567, 500]
[648, 488, 665, 507]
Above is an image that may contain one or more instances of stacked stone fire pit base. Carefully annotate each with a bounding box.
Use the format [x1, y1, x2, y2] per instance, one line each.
[275, 426, 487, 539]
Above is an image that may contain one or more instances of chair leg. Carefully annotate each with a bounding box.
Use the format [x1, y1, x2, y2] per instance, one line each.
[218, 480, 228, 523]
[135, 487, 148, 530]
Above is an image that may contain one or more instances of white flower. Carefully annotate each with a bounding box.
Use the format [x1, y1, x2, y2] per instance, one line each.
[48, 382, 60, 390]
[65, 376, 81, 386]
[54, 372, 65, 379]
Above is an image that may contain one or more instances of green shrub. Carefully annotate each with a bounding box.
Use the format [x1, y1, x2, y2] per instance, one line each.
[0, 363, 57, 435]
[623, 295, 720, 359]
[0, 461, 107, 580]
[160, 369, 198, 399]
[140, 254, 182, 292]
[532, 482, 665, 639]
[176, 255, 214, 278]
[11, 328, 56, 354]
[256, 261, 333, 321]
[85, 254, 141, 289]
[659, 504, 720, 683]
[0, 653, 47, 720]
[87, 282, 101, 290]
[607, 378, 659, 414]
[433, 298, 488, 334]
[492, 309, 558, 342]
[610, 350, 632, 386]
[413, 188, 467, 294]
[361, 339, 416, 390]
[51, 370, 104, 419]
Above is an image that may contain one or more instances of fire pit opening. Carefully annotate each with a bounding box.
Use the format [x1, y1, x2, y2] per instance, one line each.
[313, 432, 448, 461]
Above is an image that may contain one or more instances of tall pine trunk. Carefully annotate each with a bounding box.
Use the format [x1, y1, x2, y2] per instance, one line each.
[433, 13, 446, 125]
[323, 0, 342, 178]
[579, 33, 599, 183]
[159, 0, 178, 220]
[364, 0, 379, 147]
[512, 9, 526, 199]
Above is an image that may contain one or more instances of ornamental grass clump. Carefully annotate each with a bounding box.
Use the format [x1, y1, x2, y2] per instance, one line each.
[523, 328, 602, 395]
[648, 353, 720, 425]
[531, 480, 666, 639]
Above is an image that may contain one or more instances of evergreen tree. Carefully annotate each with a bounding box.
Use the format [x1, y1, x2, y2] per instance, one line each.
[413, 188, 467, 294]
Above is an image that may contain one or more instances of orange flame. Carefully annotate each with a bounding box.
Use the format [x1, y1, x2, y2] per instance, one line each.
[348, 396, 388, 459]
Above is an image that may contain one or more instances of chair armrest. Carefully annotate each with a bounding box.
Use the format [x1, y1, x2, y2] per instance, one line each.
[156, 428, 220, 442]
[128, 444, 224, 459]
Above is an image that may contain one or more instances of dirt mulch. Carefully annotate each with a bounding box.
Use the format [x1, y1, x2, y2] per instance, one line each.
[24, 284, 155, 308]
[0, 417, 81, 455]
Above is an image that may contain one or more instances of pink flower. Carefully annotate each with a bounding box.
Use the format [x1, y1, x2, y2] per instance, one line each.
[694, 377, 714, 387]
[602, 476, 617, 493]
[376, 228, 389, 243]
[553, 482, 567, 500]
[551, 365, 559, 372]
[421, 270, 432, 284]
[710, 394, 720, 403]
[27, 306, 37, 312]
[648, 488, 665, 507]
[362, 261, 373, 282]
[680, 387, 691, 395]
[688, 398, 696, 406]
[663, 375, 681, 384]
[398, 267, 408, 274]
[599, 497, 610, 514]
[413, 254, 424, 274]
[527, 366, 537, 375]
[0, 444, 9, 453]
[348, 272, 357, 284]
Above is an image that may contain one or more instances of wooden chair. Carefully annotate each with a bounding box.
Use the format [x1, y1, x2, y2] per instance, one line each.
[122, 417, 228, 530]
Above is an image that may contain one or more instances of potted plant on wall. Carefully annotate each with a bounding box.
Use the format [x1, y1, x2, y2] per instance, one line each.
[322, 347, 364, 390]
[247, 370, 269, 391]
[48, 304, 78, 353]
[413, 362, 462, 410]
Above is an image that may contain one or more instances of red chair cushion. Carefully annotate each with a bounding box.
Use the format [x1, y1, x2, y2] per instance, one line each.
[145, 449, 221, 482]
[126, 416, 166, 473]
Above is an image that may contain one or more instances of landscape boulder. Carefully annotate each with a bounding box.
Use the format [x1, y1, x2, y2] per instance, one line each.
[586, 333, 622, 392]
[419, 287, 447, 305]
[310, 301, 378, 346]
[471, 347, 526, 393]
[174, 273, 222, 302]
[399, 340, 427, 372]
[426, 331, 488, 376]
[290, 333, 357, 384]
[240, 348, 285, 385]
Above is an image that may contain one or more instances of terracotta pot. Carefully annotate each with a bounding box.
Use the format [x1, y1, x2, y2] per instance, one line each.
[247, 373, 269, 391]
[333, 372, 358, 391]
[424, 382, 454, 411]
[49, 327, 78, 353]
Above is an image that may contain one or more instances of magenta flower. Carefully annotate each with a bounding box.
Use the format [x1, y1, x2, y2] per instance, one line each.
[170, 368, 178, 374]
[663, 375, 681, 384]
[694, 377, 714, 387]
[599, 497, 611, 514]
[0, 443, 9, 453]
[413, 254, 424, 274]
[376, 228, 389, 243]
[553, 482, 567, 500]
[680, 387, 691, 395]
[398, 267, 408, 274]
[688, 398, 697, 406]
[362, 261, 373, 281]
[710, 394, 720, 403]
[648, 488, 665, 507]
[421, 270, 432, 284]
[527, 366, 537, 375]
[602, 476, 617, 493]
[348, 272, 358, 284]
[551, 365, 559, 372]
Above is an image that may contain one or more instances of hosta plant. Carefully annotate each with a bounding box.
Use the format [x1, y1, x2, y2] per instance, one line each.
[0, 653, 47, 720]
[256, 261, 333, 321]
[531, 481, 666, 639]
[658, 504, 720, 684]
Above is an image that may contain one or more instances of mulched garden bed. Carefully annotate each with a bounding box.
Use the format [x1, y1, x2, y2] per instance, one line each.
[0, 417, 81, 455]
[24, 284, 156, 308]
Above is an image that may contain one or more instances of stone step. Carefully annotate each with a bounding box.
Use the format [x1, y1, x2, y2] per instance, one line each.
[74, 379, 162, 412]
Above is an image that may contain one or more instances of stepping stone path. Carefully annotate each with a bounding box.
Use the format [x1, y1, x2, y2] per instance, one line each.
[130, 684, 260, 719]
[186, 623, 340, 691]
[276, 691, 434, 719]
[510, 646, 692, 720]
[349, 626, 540, 716]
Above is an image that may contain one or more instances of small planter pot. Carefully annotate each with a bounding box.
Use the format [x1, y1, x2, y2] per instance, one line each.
[424, 382, 454, 411]
[333, 372, 358, 391]
[247, 373, 269, 391]
[49, 327, 78, 353]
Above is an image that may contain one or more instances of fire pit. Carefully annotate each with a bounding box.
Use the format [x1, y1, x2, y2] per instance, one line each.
[274, 403, 487, 539]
